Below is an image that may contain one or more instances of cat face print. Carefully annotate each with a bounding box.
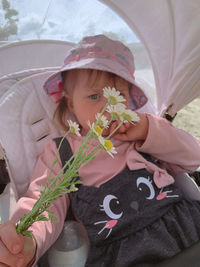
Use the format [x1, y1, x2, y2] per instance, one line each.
[94, 176, 179, 239]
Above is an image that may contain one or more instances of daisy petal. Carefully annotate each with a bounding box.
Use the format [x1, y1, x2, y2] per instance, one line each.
[95, 113, 109, 128]
[103, 87, 126, 105]
[106, 103, 126, 121]
[98, 136, 117, 158]
[121, 110, 140, 122]
[88, 121, 103, 137]
[67, 120, 81, 136]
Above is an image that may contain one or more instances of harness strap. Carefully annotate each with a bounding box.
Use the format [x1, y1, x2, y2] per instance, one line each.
[54, 137, 73, 171]
[54, 137, 75, 221]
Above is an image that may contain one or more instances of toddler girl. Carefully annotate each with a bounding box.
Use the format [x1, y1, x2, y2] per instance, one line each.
[0, 35, 200, 267]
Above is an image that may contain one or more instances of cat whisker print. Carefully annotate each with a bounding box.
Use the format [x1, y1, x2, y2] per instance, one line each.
[156, 189, 179, 200]
[94, 220, 118, 239]
[94, 194, 123, 239]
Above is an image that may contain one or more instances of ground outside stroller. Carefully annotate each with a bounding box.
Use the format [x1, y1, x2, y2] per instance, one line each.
[0, 0, 200, 266]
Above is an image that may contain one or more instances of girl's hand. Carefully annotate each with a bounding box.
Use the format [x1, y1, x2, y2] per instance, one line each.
[110, 112, 149, 142]
[0, 220, 36, 267]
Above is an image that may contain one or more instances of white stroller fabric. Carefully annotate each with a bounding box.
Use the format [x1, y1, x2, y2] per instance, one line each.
[0, 40, 74, 78]
[0, 71, 63, 198]
[0, 40, 74, 99]
[0, 67, 59, 100]
[102, 0, 200, 116]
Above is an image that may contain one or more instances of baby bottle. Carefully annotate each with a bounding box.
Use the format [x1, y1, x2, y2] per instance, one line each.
[48, 220, 89, 267]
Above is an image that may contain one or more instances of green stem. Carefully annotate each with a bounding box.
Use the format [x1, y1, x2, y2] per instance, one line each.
[106, 120, 124, 140]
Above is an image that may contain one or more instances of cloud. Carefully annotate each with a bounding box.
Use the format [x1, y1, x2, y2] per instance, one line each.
[18, 13, 42, 37]
[9, 0, 139, 43]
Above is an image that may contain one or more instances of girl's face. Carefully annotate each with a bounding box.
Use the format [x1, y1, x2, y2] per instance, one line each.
[64, 69, 130, 135]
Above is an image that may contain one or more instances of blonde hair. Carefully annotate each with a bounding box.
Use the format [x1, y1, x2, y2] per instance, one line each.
[53, 69, 131, 131]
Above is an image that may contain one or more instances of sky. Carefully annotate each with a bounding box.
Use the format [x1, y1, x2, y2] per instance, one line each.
[0, 0, 140, 43]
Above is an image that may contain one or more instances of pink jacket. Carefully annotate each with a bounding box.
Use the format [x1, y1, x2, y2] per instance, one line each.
[10, 114, 200, 262]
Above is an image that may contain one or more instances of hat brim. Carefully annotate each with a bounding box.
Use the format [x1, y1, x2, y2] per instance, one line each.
[43, 57, 148, 110]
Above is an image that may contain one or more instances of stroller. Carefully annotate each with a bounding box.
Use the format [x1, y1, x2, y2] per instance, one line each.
[0, 0, 200, 266]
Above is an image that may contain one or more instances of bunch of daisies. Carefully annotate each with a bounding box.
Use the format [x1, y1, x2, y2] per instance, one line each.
[16, 88, 140, 237]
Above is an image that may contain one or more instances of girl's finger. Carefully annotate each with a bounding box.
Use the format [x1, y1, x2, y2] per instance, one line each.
[118, 124, 126, 133]
[124, 122, 131, 129]
[114, 121, 129, 133]
[109, 121, 118, 135]
[0, 241, 24, 267]
[0, 221, 24, 254]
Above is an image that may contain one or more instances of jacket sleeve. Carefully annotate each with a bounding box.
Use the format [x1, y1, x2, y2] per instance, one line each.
[135, 113, 200, 174]
[10, 139, 70, 261]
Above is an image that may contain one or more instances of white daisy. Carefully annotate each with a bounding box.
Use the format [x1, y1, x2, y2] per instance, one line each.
[95, 113, 109, 128]
[106, 103, 126, 121]
[70, 184, 78, 192]
[67, 120, 81, 136]
[121, 109, 140, 123]
[103, 87, 126, 105]
[98, 136, 117, 158]
[88, 121, 103, 137]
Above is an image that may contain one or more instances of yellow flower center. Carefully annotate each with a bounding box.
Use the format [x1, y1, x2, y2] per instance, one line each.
[104, 140, 113, 151]
[99, 119, 104, 127]
[122, 112, 132, 122]
[109, 96, 118, 105]
[111, 112, 121, 121]
[70, 126, 76, 133]
[94, 125, 103, 136]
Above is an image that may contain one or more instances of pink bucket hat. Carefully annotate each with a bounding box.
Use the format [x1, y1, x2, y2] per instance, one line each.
[43, 34, 148, 110]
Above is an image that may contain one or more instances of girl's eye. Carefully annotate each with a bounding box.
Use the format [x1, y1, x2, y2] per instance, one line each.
[89, 94, 100, 100]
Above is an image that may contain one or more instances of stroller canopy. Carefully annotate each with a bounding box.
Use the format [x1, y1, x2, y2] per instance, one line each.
[102, 0, 200, 116]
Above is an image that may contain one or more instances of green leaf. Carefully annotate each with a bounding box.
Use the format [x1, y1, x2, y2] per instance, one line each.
[37, 214, 48, 221]
[49, 214, 58, 222]
[22, 230, 33, 238]
[75, 180, 82, 185]
[46, 210, 58, 222]
[52, 159, 58, 167]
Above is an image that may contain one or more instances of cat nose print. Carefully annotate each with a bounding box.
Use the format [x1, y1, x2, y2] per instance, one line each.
[130, 201, 139, 211]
